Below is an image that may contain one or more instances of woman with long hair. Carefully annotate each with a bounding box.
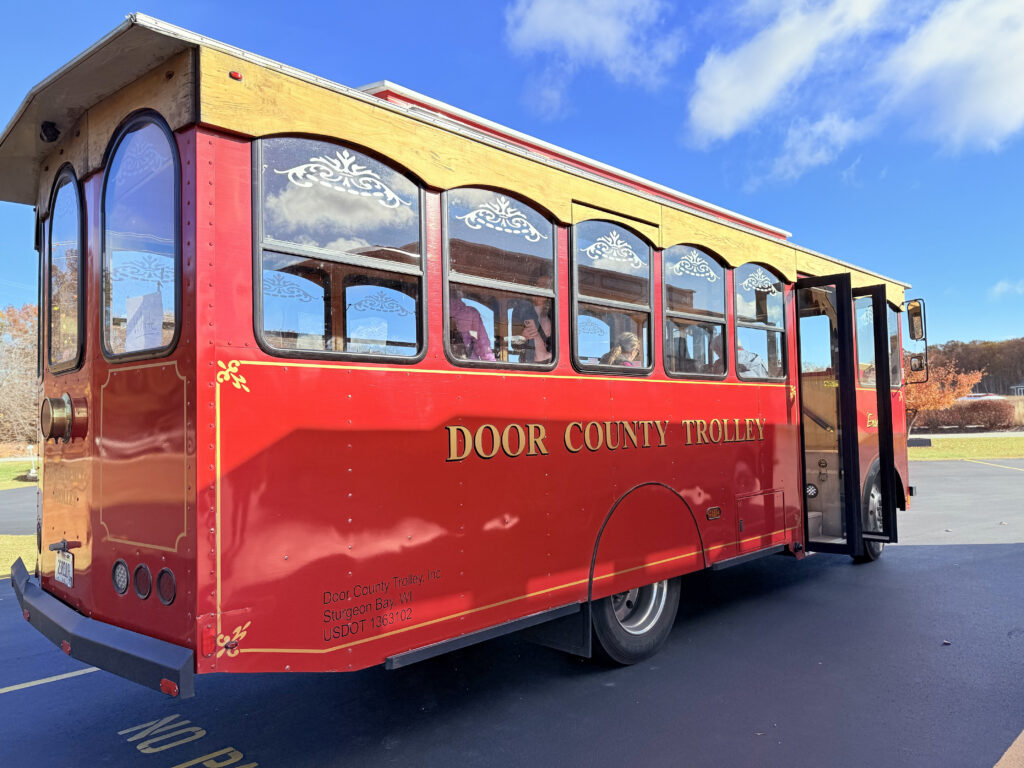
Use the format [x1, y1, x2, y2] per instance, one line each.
[600, 332, 641, 366]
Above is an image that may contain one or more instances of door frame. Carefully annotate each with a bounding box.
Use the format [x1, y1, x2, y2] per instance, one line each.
[852, 284, 898, 545]
[795, 273, 863, 556]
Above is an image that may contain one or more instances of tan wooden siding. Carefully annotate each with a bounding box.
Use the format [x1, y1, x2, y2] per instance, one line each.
[35, 50, 194, 217]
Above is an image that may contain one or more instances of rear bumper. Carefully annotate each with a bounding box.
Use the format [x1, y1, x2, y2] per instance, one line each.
[10, 558, 194, 698]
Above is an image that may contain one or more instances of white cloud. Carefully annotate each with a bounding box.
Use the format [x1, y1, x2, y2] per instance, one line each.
[505, 0, 684, 116]
[264, 183, 415, 247]
[877, 0, 1024, 150]
[990, 279, 1024, 298]
[770, 114, 864, 180]
[688, 0, 886, 146]
[324, 236, 373, 254]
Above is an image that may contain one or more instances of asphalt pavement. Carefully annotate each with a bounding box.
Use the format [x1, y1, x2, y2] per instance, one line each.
[1, 460, 1022, 767]
[0, 486, 36, 534]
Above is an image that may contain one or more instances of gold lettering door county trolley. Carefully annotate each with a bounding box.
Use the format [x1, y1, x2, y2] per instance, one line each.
[4, 15, 926, 697]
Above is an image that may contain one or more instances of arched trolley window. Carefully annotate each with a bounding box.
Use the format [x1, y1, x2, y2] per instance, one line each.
[101, 114, 181, 359]
[573, 222, 652, 372]
[734, 264, 787, 380]
[48, 165, 84, 371]
[256, 137, 424, 360]
[663, 245, 726, 378]
[444, 189, 555, 366]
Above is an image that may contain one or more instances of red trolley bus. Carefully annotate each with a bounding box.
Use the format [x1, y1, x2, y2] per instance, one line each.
[4, 15, 926, 698]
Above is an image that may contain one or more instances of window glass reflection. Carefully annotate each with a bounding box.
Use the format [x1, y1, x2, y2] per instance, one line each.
[855, 296, 876, 385]
[574, 221, 651, 371]
[737, 326, 785, 379]
[663, 245, 726, 377]
[446, 188, 555, 367]
[49, 174, 81, 367]
[263, 252, 419, 356]
[734, 263, 786, 380]
[103, 122, 178, 356]
[577, 304, 649, 368]
[663, 246, 724, 317]
[575, 222, 651, 306]
[888, 305, 902, 388]
[258, 138, 423, 360]
[667, 319, 725, 376]
[448, 284, 554, 364]
[447, 189, 553, 288]
[261, 138, 420, 266]
[734, 264, 784, 327]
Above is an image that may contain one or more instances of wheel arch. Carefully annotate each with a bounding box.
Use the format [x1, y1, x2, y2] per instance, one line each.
[587, 481, 707, 603]
[866, 456, 907, 510]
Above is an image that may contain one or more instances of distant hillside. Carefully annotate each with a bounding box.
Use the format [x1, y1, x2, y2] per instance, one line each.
[930, 337, 1024, 394]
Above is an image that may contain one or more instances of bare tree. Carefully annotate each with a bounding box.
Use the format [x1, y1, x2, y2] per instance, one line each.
[0, 304, 38, 444]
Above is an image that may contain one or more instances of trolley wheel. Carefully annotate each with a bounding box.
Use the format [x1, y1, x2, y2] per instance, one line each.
[591, 577, 681, 664]
[854, 467, 884, 563]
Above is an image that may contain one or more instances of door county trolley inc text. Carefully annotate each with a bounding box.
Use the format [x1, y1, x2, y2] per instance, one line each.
[5, 15, 927, 698]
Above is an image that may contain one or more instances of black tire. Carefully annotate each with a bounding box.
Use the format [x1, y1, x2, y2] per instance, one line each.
[853, 466, 884, 563]
[591, 577, 681, 664]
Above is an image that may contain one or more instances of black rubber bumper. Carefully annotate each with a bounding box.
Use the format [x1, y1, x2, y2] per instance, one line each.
[10, 558, 195, 698]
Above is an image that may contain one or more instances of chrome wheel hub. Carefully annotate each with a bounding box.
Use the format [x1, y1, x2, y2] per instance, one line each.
[610, 580, 668, 635]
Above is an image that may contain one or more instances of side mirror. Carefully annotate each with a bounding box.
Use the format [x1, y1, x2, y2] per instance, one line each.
[906, 299, 925, 341]
[903, 298, 928, 384]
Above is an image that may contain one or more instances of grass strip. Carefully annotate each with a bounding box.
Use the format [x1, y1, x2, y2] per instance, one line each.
[0, 461, 37, 492]
[0, 535, 36, 574]
[908, 436, 1024, 461]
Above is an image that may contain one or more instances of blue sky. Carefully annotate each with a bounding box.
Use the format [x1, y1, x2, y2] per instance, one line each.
[1, 0, 1022, 345]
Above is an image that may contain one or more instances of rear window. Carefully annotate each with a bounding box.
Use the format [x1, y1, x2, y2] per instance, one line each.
[101, 117, 180, 358]
[48, 167, 83, 371]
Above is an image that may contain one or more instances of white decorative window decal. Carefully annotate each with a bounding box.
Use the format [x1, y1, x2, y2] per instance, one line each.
[110, 253, 174, 285]
[739, 267, 779, 295]
[275, 150, 411, 209]
[671, 248, 719, 282]
[455, 196, 548, 243]
[113, 134, 170, 183]
[578, 317, 606, 336]
[263, 272, 317, 303]
[582, 230, 646, 269]
[348, 290, 412, 316]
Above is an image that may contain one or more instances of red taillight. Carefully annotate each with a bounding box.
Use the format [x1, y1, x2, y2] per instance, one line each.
[229, 71, 243, 81]
[133, 564, 152, 600]
[156, 568, 176, 606]
[61, 640, 71, 655]
[160, 678, 179, 697]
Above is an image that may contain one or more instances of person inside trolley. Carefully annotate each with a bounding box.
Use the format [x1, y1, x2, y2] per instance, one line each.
[449, 287, 496, 361]
[600, 332, 641, 366]
[736, 342, 769, 377]
[710, 334, 768, 377]
[511, 272, 553, 364]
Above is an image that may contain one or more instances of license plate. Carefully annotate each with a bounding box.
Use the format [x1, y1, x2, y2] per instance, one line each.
[55, 550, 74, 588]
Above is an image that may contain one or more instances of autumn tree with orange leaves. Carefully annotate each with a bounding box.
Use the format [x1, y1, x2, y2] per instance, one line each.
[0, 304, 37, 443]
[904, 360, 983, 429]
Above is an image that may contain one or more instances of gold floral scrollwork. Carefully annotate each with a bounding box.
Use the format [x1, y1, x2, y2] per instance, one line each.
[216, 621, 252, 658]
[216, 360, 250, 393]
